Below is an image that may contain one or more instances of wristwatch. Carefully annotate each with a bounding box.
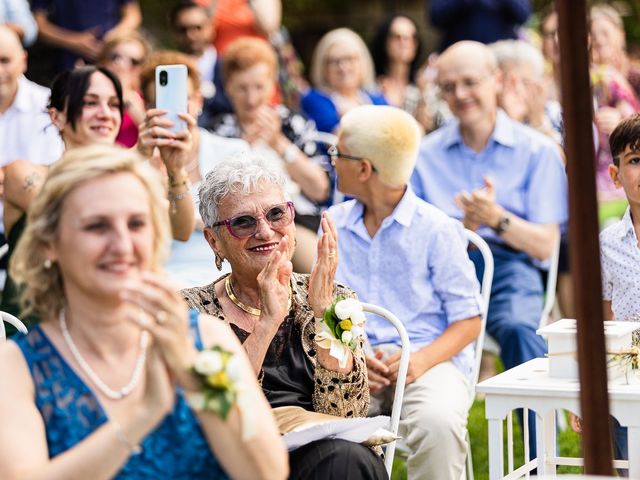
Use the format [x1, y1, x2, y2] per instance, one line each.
[494, 214, 511, 235]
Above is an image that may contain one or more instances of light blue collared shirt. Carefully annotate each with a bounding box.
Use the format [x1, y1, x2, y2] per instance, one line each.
[328, 187, 483, 380]
[0, 0, 38, 46]
[410, 110, 568, 245]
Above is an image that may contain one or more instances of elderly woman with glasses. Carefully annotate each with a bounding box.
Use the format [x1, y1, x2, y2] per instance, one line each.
[301, 28, 387, 134]
[181, 154, 388, 480]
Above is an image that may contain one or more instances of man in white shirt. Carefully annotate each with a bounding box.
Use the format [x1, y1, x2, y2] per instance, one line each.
[0, 26, 63, 168]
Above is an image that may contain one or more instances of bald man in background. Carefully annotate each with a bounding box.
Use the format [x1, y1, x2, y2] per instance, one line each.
[0, 26, 63, 168]
[411, 40, 567, 372]
[410, 41, 568, 459]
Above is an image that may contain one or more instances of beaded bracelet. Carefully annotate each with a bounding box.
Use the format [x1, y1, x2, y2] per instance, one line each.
[112, 420, 142, 455]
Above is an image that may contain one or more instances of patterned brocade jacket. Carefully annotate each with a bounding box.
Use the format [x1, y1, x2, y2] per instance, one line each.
[180, 272, 370, 418]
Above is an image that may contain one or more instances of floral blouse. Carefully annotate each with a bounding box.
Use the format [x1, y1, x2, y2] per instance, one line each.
[180, 272, 370, 418]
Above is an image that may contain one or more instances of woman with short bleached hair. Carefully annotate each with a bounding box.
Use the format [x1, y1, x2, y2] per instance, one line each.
[328, 105, 482, 479]
[0, 144, 287, 480]
[302, 28, 387, 133]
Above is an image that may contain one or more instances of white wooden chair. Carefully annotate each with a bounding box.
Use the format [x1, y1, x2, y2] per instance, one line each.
[0, 311, 28, 340]
[462, 229, 494, 480]
[360, 302, 410, 478]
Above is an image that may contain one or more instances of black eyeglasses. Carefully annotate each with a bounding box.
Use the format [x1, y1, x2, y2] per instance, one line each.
[327, 145, 376, 171]
[211, 201, 295, 239]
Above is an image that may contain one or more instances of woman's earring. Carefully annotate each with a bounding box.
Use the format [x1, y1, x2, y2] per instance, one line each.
[214, 253, 224, 271]
[44, 258, 52, 269]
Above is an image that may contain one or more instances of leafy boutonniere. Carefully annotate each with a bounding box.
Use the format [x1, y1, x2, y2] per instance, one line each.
[188, 346, 241, 419]
[315, 298, 366, 368]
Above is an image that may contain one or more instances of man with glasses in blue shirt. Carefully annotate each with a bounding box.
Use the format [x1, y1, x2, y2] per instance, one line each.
[410, 41, 567, 457]
[327, 104, 483, 480]
[411, 40, 567, 372]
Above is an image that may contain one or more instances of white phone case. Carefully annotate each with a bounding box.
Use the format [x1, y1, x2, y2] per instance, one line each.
[155, 64, 188, 133]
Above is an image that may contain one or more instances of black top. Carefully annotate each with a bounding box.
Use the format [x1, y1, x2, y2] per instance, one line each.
[222, 297, 316, 411]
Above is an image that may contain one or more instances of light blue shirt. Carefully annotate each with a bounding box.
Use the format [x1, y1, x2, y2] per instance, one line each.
[328, 187, 483, 380]
[410, 110, 568, 244]
[0, 0, 38, 46]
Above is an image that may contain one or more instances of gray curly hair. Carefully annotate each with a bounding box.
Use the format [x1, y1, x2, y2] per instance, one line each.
[198, 154, 288, 228]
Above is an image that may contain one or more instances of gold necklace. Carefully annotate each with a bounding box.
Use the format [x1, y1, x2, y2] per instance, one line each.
[225, 275, 293, 316]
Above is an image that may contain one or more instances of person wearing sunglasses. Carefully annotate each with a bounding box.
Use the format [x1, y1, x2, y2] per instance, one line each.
[181, 154, 388, 480]
[96, 31, 151, 147]
[327, 105, 482, 480]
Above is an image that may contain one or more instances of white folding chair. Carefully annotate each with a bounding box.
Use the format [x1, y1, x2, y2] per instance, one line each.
[462, 229, 494, 480]
[0, 311, 28, 341]
[539, 233, 561, 329]
[360, 302, 410, 478]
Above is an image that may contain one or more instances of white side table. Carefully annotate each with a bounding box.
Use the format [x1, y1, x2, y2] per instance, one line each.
[476, 358, 640, 479]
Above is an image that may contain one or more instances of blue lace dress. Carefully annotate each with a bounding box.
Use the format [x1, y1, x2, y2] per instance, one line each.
[11, 310, 228, 479]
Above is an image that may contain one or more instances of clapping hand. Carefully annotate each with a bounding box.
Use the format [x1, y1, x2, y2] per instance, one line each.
[241, 106, 282, 149]
[121, 271, 199, 392]
[308, 212, 338, 318]
[256, 235, 293, 328]
[309, 213, 353, 372]
[454, 176, 502, 230]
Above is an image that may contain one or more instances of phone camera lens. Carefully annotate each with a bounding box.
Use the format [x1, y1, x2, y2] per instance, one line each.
[159, 71, 168, 86]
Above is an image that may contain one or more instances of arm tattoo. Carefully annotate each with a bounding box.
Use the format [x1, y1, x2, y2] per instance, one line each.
[23, 172, 42, 192]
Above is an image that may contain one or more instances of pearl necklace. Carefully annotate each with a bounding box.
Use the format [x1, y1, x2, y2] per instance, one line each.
[59, 310, 150, 400]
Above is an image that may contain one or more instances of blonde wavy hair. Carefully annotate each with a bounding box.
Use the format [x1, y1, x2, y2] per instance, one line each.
[309, 28, 376, 91]
[10, 144, 171, 319]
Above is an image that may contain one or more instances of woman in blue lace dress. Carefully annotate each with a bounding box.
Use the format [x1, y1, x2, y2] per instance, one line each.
[0, 144, 288, 479]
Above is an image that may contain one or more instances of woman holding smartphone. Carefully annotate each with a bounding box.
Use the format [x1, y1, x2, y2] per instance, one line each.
[2, 66, 196, 322]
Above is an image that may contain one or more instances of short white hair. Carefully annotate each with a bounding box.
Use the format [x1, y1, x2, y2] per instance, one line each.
[198, 154, 287, 227]
[490, 39, 545, 79]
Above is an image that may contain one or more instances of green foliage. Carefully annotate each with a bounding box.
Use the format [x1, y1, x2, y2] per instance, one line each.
[391, 401, 583, 480]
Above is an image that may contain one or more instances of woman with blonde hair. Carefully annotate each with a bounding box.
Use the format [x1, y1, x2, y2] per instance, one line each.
[301, 28, 387, 133]
[0, 144, 287, 479]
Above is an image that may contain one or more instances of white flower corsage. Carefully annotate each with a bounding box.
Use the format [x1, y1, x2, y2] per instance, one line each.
[315, 297, 366, 368]
[187, 346, 256, 439]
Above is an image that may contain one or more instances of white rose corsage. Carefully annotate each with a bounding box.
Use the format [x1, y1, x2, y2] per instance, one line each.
[315, 297, 366, 368]
[187, 346, 256, 438]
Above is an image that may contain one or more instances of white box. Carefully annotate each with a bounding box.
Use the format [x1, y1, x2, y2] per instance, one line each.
[537, 319, 640, 380]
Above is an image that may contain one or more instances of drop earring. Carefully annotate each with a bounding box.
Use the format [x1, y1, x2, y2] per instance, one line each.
[215, 253, 224, 270]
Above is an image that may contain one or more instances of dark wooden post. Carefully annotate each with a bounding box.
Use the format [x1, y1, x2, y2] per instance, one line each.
[556, 0, 613, 474]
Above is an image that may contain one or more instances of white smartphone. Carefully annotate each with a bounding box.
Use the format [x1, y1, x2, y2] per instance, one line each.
[155, 64, 188, 133]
